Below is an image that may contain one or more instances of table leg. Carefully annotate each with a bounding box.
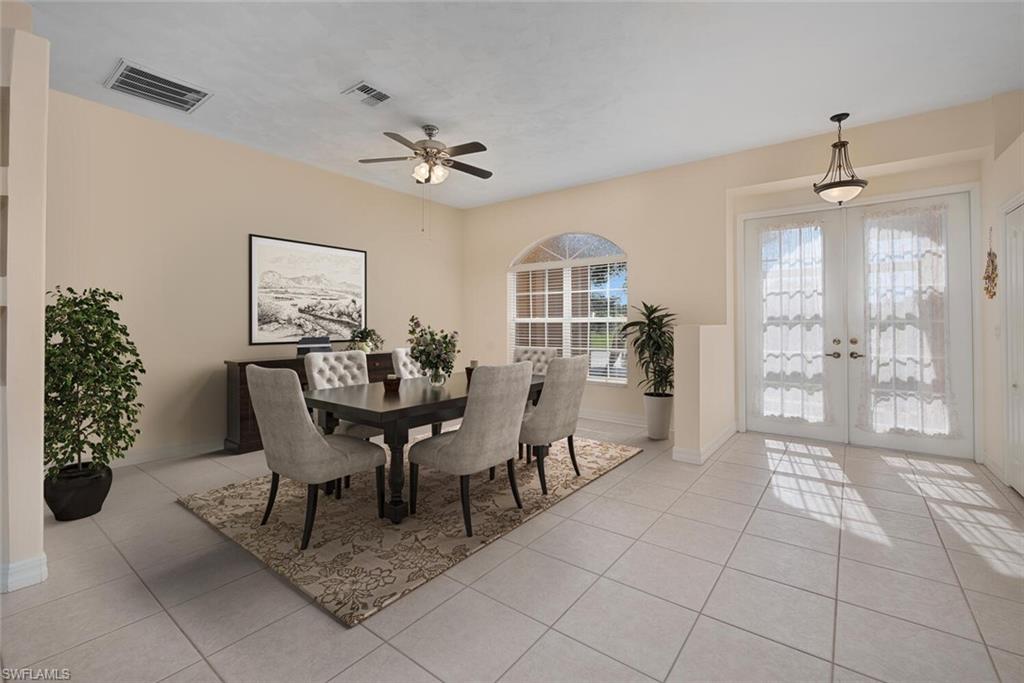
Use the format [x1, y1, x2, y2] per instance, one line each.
[382, 424, 410, 523]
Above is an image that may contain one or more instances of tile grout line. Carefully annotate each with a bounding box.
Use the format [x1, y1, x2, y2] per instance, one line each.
[657, 446, 777, 682]
[923, 487, 1006, 683]
[84, 512, 232, 683]
[831, 491, 846, 682]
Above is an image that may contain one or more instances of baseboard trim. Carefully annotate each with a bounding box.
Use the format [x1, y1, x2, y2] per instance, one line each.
[578, 409, 646, 429]
[116, 439, 224, 468]
[672, 422, 737, 465]
[1, 554, 48, 593]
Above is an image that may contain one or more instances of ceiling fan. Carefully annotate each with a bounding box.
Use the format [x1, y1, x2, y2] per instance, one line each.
[359, 125, 492, 184]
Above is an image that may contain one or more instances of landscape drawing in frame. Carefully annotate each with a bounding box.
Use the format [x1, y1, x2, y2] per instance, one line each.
[249, 234, 367, 345]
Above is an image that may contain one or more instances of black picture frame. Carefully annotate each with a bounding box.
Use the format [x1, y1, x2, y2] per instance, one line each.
[248, 234, 368, 346]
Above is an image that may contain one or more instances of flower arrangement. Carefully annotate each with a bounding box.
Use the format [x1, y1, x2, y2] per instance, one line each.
[407, 315, 459, 385]
[349, 327, 384, 352]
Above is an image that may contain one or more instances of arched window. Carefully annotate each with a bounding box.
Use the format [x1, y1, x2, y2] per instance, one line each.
[508, 233, 628, 383]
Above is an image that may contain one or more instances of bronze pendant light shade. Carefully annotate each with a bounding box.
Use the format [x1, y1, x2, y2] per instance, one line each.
[813, 113, 868, 205]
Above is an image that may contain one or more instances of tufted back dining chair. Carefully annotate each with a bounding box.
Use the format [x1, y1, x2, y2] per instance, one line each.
[407, 362, 533, 536]
[512, 347, 561, 376]
[519, 354, 589, 494]
[303, 351, 384, 486]
[305, 350, 370, 390]
[391, 347, 424, 379]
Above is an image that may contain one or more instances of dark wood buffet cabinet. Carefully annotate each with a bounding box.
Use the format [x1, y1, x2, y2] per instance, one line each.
[224, 352, 394, 454]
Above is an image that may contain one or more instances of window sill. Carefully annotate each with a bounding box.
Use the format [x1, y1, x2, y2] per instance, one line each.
[586, 378, 628, 388]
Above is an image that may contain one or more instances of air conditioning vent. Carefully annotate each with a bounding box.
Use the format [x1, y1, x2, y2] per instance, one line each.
[103, 59, 211, 114]
[342, 81, 391, 107]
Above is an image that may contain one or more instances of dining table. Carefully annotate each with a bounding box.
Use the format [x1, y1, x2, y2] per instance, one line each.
[304, 373, 545, 523]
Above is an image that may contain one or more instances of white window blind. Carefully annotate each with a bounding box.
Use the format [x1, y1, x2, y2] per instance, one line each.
[508, 235, 628, 383]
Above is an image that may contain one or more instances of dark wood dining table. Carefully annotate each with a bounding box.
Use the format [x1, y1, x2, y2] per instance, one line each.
[304, 373, 544, 523]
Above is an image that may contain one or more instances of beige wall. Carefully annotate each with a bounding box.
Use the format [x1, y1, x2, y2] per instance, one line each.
[981, 130, 1024, 481]
[462, 99, 997, 434]
[46, 92, 466, 462]
[1, 2, 49, 590]
[43, 88, 1020, 472]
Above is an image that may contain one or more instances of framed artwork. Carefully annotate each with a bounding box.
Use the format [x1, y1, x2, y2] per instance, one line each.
[249, 234, 367, 345]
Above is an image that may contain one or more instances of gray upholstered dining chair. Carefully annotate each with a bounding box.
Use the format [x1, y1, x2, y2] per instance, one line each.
[246, 366, 387, 550]
[391, 347, 424, 379]
[407, 362, 532, 537]
[512, 346, 561, 375]
[519, 354, 588, 494]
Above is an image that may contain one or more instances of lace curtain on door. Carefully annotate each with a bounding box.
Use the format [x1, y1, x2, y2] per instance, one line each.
[857, 202, 961, 437]
[756, 221, 829, 424]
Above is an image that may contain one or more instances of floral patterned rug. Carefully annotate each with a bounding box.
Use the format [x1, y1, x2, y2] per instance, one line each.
[180, 437, 642, 626]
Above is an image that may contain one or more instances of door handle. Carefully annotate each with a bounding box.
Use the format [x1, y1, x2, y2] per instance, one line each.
[850, 351, 864, 359]
[826, 352, 841, 359]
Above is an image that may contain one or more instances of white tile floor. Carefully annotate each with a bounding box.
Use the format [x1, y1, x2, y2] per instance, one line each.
[3, 421, 1024, 683]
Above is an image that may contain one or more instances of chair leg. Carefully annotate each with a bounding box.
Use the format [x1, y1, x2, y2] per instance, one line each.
[261, 472, 279, 525]
[536, 446, 549, 495]
[489, 466, 496, 481]
[506, 459, 523, 509]
[527, 445, 532, 464]
[519, 442, 524, 460]
[567, 434, 581, 477]
[375, 465, 385, 518]
[409, 463, 419, 515]
[460, 474, 473, 537]
[301, 484, 319, 550]
[344, 475, 351, 489]
[335, 478, 342, 499]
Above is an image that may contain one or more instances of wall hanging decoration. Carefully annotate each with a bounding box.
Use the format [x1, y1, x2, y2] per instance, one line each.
[984, 226, 998, 299]
[249, 234, 367, 345]
[813, 112, 868, 205]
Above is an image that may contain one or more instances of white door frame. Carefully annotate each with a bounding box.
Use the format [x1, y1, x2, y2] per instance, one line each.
[1002, 191, 1024, 483]
[735, 183, 983, 460]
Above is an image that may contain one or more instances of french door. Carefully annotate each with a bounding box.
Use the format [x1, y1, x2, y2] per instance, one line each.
[744, 191, 975, 458]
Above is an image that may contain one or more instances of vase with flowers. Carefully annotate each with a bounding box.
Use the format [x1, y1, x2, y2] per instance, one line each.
[407, 315, 459, 386]
[349, 327, 384, 353]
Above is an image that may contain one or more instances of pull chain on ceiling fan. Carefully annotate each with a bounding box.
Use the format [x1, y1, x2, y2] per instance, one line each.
[359, 125, 493, 185]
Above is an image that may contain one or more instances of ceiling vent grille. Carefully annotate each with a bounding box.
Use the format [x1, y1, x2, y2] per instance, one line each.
[103, 59, 211, 113]
[342, 81, 391, 107]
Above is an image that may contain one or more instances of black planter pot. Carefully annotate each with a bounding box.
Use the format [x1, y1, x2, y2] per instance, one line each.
[44, 463, 113, 521]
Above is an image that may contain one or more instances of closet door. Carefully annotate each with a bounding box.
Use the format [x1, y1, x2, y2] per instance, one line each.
[1005, 202, 1024, 493]
[845, 192, 974, 458]
[744, 210, 847, 442]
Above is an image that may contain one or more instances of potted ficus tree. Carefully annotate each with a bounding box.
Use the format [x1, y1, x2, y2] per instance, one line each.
[621, 302, 676, 440]
[44, 287, 145, 521]
[407, 315, 459, 386]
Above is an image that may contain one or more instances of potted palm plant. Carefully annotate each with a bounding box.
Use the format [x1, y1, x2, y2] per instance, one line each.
[621, 302, 675, 440]
[44, 287, 145, 520]
[407, 315, 459, 385]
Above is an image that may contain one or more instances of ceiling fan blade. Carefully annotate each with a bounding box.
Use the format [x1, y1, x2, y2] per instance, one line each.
[444, 141, 487, 157]
[446, 159, 493, 179]
[358, 156, 416, 164]
[383, 132, 422, 151]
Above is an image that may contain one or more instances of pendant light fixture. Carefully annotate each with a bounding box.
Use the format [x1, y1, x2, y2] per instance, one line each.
[813, 113, 868, 205]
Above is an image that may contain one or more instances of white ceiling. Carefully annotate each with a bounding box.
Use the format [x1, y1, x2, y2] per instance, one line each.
[31, 2, 1024, 208]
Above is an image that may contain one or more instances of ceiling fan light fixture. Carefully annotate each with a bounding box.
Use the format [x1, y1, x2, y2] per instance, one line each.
[813, 112, 868, 205]
[429, 164, 449, 184]
[411, 161, 431, 182]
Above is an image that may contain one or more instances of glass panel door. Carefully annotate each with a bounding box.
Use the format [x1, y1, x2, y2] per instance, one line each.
[845, 192, 974, 458]
[744, 210, 847, 442]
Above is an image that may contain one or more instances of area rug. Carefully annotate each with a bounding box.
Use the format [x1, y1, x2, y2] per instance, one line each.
[180, 437, 642, 626]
